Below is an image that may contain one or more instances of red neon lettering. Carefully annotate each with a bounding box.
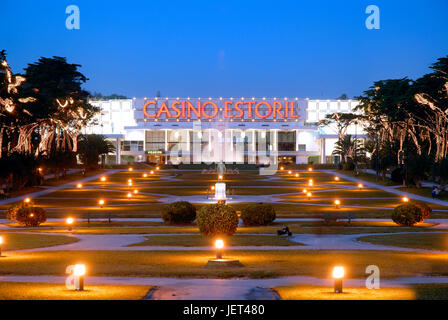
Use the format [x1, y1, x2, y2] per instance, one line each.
[254, 102, 272, 119]
[156, 102, 172, 118]
[273, 101, 284, 119]
[290, 102, 299, 118]
[171, 101, 181, 118]
[224, 101, 233, 118]
[143, 101, 157, 118]
[185, 101, 201, 118]
[234, 101, 244, 118]
[244, 101, 255, 118]
[201, 101, 218, 119]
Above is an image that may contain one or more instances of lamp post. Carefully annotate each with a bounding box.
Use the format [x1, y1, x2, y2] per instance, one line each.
[73, 264, 86, 291]
[334, 199, 341, 209]
[332, 266, 345, 293]
[215, 239, 224, 259]
[66, 217, 74, 232]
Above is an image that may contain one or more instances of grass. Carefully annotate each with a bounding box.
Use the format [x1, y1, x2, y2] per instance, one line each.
[357, 232, 448, 251]
[128, 234, 303, 247]
[336, 170, 399, 186]
[4, 220, 439, 235]
[399, 186, 448, 201]
[0, 281, 151, 300]
[0, 233, 78, 251]
[1, 250, 448, 279]
[274, 284, 448, 300]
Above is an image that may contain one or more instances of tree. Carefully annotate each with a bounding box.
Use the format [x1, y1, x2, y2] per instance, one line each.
[332, 135, 365, 166]
[77, 134, 115, 170]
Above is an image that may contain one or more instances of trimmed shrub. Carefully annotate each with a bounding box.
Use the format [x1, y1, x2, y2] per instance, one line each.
[414, 202, 432, 222]
[196, 204, 238, 236]
[241, 203, 276, 226]
[15, 206, 46, 227]
[161, 201, 196, 225]
[392, 203, 422, 226]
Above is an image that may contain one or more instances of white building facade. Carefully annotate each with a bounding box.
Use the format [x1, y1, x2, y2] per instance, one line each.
[84, 98, 366, 165]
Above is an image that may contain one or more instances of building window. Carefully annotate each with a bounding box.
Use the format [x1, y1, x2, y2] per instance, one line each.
[121, 141, 143, 152]
[298, 144, 306, 151]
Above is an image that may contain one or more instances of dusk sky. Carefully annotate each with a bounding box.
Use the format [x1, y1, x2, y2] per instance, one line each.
[2, 0, 448, 99]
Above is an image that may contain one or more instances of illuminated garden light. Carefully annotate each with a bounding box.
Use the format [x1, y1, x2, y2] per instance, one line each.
[280, 166, 284, 171]
[0, 236, 3, 257]
[334, 176, 340, 181]
[308, 167, 313, 172]
[218, 175, 223, 181]
[307, 192, 312, 200]
[288, 170, 292, 175]
[295, 173, 299, 177]
[211, 186, 215, 191]
[143, 173, 148, 178]
[24, 197, 31, 204]
[133, 189, 138, 194]
[150, 170, 154, 174]
[127, 192, 132, 198]
[308, 179, 313, 186]
[128, 167, 133, 172]
[76, 183, 82, 188]
[100, 176, 106, 182]
[303, 189, 307, 194]
[332, 266, 345, 293]
[156, 166, 160, 170]
[334, 199, 341, 209]
[402, 196, 409, 202]
[98, 199, 105, 208]
[66, 217, 74, 231]
[215, 239, 224, 259]
[73, 264, 86, 291]
[357, 183, 364, 189]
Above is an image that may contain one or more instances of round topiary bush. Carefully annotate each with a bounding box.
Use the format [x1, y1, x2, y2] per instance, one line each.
[392, 203, 423, 226]
[241, 203, 276, 226]
[196, 204, 238, 236]
[413, 202, 432, 222]
[15, 206, 47, 227]
[161, 201, 196, 225]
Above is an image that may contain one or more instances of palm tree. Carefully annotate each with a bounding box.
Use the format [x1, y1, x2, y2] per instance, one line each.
[332, 135, 365, 165]
[77, 134, 115, 170]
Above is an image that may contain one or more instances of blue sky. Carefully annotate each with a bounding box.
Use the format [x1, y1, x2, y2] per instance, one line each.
[2, 0, 448, 99]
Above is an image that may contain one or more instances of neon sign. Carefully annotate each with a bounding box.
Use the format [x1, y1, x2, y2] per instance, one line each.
[141, 99, 302, 120]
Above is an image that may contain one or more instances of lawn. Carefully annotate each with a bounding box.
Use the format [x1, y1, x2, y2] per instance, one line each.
[4, 220, 439, 235]
[399, 186, 448, 201]
[274, 284, 448, 300]
[357, 232, 448, 251]
[128, 234, 303, 247]
[0, 233, 78, 251]
[1, 250, 448, 279]
[0, 281, 151, 300]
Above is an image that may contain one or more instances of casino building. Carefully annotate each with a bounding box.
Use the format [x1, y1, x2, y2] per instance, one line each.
[84, 97, 366, 165]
